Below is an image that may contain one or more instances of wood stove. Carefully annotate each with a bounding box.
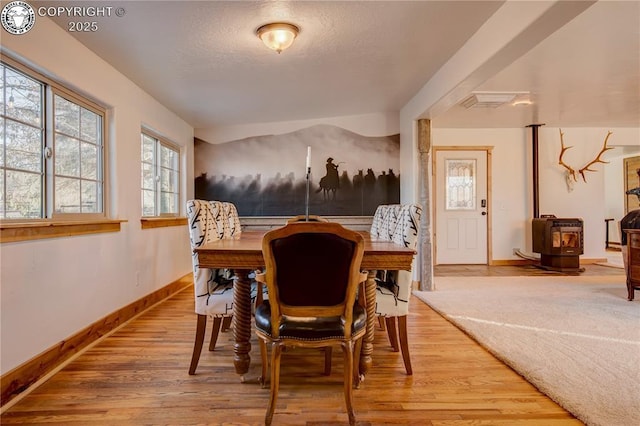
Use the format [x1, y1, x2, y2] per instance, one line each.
[532, 216, 584, 272]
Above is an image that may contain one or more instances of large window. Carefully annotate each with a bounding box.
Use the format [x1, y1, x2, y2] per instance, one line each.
[141, 131, 180, 217]
[1, 59, 105, 220]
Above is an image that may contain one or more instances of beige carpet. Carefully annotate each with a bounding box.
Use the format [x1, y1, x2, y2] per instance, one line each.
[414, 275, 640, 426]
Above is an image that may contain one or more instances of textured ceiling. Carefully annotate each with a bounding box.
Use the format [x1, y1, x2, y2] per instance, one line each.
[40, 0, 639, 129]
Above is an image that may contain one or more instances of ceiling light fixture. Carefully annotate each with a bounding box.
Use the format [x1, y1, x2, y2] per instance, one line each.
[512, 94, 533, 106]
[256, 22, 299, 54]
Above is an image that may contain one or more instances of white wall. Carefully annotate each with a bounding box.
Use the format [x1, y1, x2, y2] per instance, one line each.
[195, 112, 399, 145]
[431, 126, 640, 262]
[1, 17, 194, 374]
[536, 127, 639, 255]
[432, 128, 529, 260]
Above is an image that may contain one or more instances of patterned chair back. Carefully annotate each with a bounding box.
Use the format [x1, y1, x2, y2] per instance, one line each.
[221, 201, 242, 238]
[370, 204, 422, 316]
[371, 204, 421, 249]
[186, 200, 240, 316]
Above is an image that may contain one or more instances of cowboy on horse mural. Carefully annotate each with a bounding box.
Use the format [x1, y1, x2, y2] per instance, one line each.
[316, 157, 340, 200]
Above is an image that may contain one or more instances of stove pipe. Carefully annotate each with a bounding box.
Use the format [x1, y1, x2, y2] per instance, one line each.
[527, 124, 545, 219]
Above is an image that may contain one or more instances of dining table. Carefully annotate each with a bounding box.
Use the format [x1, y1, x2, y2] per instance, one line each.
[194, 229, 416, 383]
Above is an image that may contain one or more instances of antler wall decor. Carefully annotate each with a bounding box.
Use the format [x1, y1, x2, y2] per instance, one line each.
[558, 129, 614, 191]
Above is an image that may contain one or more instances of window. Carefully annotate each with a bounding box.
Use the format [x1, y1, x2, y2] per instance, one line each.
[1, 59, 105, 220]
[141, 131, 180, 217]
[445, 158, 476, 210]
[53, 93, 103, 214]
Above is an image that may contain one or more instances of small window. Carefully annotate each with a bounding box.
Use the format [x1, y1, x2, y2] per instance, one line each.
[1, 59, 106, 220]
[141, 131, 180, 217]
[53, 92, 104, 214]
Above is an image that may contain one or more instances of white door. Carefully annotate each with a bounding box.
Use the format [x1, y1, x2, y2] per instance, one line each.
[435, 149, 488, 264]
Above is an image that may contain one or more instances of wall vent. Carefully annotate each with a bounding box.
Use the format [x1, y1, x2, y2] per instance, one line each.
[461, 91, 529, 108]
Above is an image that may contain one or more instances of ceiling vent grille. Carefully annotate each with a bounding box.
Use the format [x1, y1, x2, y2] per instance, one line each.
[461, 91, 529, 108]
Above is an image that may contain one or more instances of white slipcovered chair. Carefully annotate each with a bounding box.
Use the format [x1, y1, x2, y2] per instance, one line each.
[370, 203, 422, 375]
[186, 199, 241, 374]
[221, 201, 242, 238]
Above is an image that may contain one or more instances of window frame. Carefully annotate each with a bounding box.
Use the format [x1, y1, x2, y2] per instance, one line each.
[1, 60, 45, 220]
[1, 54, 108, 223]
[141, 127, 181, 219]
[50, 86, 106, 220]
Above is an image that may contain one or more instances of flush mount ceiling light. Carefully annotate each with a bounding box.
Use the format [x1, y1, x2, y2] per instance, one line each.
[511, 93, 533, 106]
[461, 91, 530, 109]
[256, 22, 299, 54]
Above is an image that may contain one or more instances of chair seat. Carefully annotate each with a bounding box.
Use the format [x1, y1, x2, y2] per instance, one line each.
[374, 270, 411, 317]
[196, 279, 268, 317]
[195, 279, 234, 316]
[375, 281, 409, 317]
[255, 301, 366, 340]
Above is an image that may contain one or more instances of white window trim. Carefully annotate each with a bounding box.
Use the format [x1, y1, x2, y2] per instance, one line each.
[49, 87, 106, 220]
[141, 127, 181, 218]
[1, 54, 109, 223]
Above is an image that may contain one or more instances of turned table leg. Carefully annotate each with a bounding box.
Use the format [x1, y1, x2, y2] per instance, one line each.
[359, 269, 377, 382]
[232, 269, 252, 378]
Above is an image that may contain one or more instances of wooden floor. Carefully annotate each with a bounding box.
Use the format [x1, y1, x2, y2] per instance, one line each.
[2, 264, 623, 425]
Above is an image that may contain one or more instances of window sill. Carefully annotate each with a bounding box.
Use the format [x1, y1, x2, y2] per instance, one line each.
[140, 217, 187, 229]
[0, 219, 127, 243]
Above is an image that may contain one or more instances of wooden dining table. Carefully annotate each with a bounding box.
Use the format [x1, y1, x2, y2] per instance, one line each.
[195, 229, 416, 383]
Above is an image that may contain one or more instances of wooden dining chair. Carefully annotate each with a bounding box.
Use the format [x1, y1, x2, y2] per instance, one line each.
[370, 203, 421, 375]
[186, 199, 241, 374]
[254, 222, 367, 426]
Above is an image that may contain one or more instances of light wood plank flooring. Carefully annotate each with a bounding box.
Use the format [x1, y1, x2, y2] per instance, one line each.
[3, 265, 623, 425]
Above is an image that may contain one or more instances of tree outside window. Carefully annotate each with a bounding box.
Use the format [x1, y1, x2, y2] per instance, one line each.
[1, 61, 105, 220]
[141, 132, 180, 217]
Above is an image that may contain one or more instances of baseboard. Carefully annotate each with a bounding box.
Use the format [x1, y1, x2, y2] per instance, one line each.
[490, 259, 537, 266]
[490, 258, 607, 266]
[0, 273, 193, 408]
[579, 258, 607, 265]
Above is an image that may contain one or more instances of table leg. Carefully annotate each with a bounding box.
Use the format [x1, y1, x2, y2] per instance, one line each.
[232, 269, 252, 379]
[359, 269, 377, 382]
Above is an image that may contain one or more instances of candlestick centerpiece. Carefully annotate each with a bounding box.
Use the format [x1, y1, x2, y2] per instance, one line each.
[305, 147, 311, 221]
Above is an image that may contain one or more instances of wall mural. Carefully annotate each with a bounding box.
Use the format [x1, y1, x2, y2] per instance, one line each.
[194, 124, 400, 216]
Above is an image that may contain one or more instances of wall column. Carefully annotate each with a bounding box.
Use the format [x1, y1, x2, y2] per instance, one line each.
[417, 119, 434, 290]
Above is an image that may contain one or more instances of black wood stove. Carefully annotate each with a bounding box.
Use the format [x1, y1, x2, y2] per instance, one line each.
[532, 216, 584, 272]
